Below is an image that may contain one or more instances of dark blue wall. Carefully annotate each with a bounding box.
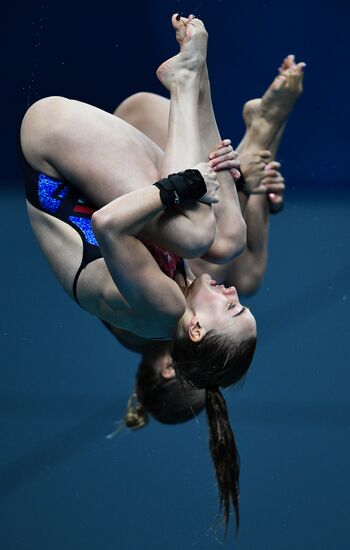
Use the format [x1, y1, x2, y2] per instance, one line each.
[3, 0, 349, 187]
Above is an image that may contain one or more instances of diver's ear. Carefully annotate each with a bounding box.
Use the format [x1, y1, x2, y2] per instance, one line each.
[160, 354, 176, 379]
[188, 315, 206, 343]
[160, 365, 176, 379]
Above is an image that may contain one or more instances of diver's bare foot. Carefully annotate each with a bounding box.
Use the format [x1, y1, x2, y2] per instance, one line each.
[174, 15, 212, 103]
[243, 55, 306, 129]
[156, 14, 208, 91]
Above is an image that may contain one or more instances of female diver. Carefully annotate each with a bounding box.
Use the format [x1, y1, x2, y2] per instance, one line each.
[105, 40, 305, 531]
[112, 47, 305, 429]
[106, 51, 305, 406]
[19, 12, 304, 532]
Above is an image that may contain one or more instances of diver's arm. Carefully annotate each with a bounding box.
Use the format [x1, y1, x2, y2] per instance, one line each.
[92, 186, 186, 336]
[186, 193, 269, 295]
[94, 185, 164, 238]
[223, 193, 270, 295]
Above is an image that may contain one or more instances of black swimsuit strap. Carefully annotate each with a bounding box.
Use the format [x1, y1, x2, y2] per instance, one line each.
[72, 264, 85, 305]
[18, 137, 103, 308]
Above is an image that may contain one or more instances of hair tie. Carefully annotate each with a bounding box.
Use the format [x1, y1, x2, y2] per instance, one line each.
[106, 391, 148, 439]
[124, 392, 149, 429]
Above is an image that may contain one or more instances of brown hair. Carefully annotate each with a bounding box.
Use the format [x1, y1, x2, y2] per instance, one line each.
[135, 355, 205, 424]
[172, 329, 257, 533]
[103, 320, 205, 427]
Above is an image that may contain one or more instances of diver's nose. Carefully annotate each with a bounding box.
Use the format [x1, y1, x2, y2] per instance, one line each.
[224, 285, 238, 296]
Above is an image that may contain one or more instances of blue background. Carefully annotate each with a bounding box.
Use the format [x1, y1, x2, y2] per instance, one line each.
[3, 0, 350, 187]
[1, 1, 350, 549]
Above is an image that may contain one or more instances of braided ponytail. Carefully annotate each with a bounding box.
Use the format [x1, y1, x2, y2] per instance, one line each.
[124, 392, 149, 429]
[106, 392, 149, 439]
[206, 387, 240, 533]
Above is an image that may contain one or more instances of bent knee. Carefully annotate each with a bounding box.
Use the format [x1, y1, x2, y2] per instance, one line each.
[202, 221, 247, 265]
[114, 92, 169, 149]
[20, 96, 71, 169]
[21, 96, 69, 133]
[21, 97, 69, 149]
[225, 220, 247, 261]
[114, 92, 169, 116]
[114, 92, 156, 118]
[179, 220, 216, 259]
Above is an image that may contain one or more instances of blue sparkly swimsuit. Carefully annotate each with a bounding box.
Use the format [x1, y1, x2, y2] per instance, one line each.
[19, 140, 184, 309]
[19, 141, 103, 305]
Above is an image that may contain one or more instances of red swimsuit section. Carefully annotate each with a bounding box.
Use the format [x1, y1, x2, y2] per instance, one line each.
[140, 241, 183, 279]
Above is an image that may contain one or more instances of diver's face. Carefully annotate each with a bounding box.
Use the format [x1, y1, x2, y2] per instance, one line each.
[186, 273, 257, 343]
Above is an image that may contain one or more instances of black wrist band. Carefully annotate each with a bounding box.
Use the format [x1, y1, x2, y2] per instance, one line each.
[153, 169, 207, 207]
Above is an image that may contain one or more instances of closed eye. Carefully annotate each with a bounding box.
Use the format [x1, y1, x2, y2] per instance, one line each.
[233, 307, 246, 317]
[228, 303, 236, 310]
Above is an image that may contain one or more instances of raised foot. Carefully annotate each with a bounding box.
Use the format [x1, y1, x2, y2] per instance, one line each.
[156, 14, 208, 91]
[243, 54, 306, 128]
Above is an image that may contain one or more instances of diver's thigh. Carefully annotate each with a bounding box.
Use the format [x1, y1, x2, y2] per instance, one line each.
[27, 201, 84, 299]
[21, 96, 163, 208]
[114, 92, 170, 151]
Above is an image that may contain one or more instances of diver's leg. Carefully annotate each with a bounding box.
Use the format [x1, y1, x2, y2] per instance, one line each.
[238, 55, 304, 212]
[189, 54, 304, 289]
[113, 53, 245, 263]
[216, 57, 305, 292]
[114, 84, 216, 256]
[179, 14, 246, 262]
[114, 17, 246, 265]
[196, 63, 246, 262]
[20, 96, 212, 258]
[114, 92, 170, 151]
[21, 97, 163, 208]
[188, 162, 285, 293]
[238, 54, 305, 154]
[148, 15, 218, 254]
[114, 18, 208, 176]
